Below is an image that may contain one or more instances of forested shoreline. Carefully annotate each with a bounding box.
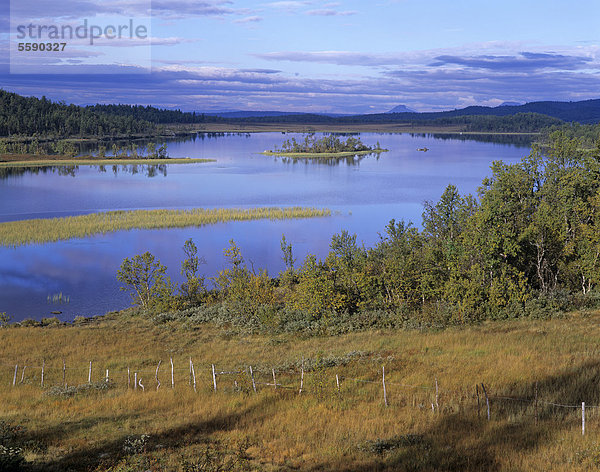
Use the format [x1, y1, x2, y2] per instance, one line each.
[108, 131, 600, 334]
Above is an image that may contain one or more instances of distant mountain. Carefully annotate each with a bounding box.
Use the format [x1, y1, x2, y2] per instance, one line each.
[387, 104, 416, 113]
[499, 101, 523, 107]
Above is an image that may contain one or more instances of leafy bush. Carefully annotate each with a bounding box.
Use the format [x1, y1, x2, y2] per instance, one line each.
[123, 434, 150, 455]
[358, 434, 428, 455]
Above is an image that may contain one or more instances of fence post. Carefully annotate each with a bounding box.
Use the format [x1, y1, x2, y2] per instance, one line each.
[212, 364, 217, 392]
[41, 359, 45, 388]
[336, 374, 340, 394]
[249, 366, 257, 393]
[582, 402, 585, 435]
[382, 365, 388, 407]
[435, 377, 439, 412]
[299, 362, 304, 394]
[191, 360, 197, 393]
[534, 381, 538, 426]
[105, 369, 109, 383]
[139, 377, 144, 392]
[20, 366, 26, 385]
[62, 359, 66, 387]
[156, 360, 162, 391]
[134, 372, 137, 391]
[272, 369, 277, 389]
[170, 357, 174, 389]
[12, 364, 18, 387]
[481, 383, 490, 421]
[88, 361, 92, 383]
[128, 367, 131, 389]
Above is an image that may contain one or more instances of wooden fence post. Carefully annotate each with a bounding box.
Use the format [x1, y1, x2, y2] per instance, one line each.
[134, 372, 137, 391]
[88, 361, 92, 383]
[382, 366, 388, 407]
[156, 360, 162, 391]
[299, 364, 304, 394]
[12, 364, 17, 387]
[481, 383, 490, 421]
[272, 369, 277, 390]
[41, 359, 45, 388]
[105, 369, 109, 383]
[435, 377, 439, 412]
[582, 402, 585, 435]
[170, 357, 174, 389]
[20, 366, 26, 385]
[127, 367, 131, 389]
[189, 358, 192, 386]
[249, 366, 257, 393]
[336, 374, 340, 394]
[534, 381, 538, 426]
[212, 364, 217, 392]
[62, 359, 66, 387]
[191, 361, 196, 393]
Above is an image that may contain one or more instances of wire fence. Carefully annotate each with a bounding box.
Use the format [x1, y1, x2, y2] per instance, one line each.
[1, 358, 598, 434]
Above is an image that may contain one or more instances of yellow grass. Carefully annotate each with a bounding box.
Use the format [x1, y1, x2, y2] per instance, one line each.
[0, 207, 331, 247]
[2, 312, 600, 470]
[0, 158, 214, 168]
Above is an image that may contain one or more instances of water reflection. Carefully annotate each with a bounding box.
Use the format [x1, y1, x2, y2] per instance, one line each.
[276, 152, 381, 166]
[0, 164, 168, 179]
[410, 132, 535, 147]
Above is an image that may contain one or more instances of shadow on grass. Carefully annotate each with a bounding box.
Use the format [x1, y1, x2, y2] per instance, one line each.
[307, 361, 600, 472]
[25, 395, 279, 472]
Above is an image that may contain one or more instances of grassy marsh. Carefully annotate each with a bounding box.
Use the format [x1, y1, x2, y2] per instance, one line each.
[0, 157, 215, 167]
[0, 207, 331, 247]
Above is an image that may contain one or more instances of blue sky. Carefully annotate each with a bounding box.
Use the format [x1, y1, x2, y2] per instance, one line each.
[1, 0, 599, 113]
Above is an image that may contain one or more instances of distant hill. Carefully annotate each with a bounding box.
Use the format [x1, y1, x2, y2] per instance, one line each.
[387, 105, 416, 113]
[499, 101, 523, 107]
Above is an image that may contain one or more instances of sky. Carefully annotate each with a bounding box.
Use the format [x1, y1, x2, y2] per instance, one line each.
[1, 0, 599, 113]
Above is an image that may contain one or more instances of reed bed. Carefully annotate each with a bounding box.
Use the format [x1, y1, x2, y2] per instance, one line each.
[0, 207, 331, 247]
[0, 158, 215, 168]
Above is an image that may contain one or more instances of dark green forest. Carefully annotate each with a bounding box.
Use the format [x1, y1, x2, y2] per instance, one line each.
[117, 131, 600, 333]
[4, 90, 598, 140]
[0, 90, 157, 138]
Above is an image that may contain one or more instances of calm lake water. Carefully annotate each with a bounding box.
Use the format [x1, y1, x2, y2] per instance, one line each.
[0, 132, 532, 321]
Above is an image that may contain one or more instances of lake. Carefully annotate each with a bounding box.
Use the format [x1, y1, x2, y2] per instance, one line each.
[0, 132, 532, 321]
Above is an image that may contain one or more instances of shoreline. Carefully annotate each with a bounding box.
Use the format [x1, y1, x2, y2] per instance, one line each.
[0, 155, 215, 167]
[261, 149, 388, 158]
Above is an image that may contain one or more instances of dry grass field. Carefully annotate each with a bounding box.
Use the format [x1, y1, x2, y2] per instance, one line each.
[3, 311, 600, 471]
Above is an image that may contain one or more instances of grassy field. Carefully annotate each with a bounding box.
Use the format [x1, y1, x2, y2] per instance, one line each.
[0, 156, 215, 167]
[2, 312, 600, 471]
[0, 207, 331, 247]
[261, 149, 387, 158]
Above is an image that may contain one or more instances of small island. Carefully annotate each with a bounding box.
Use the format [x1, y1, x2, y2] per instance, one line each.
[261, 134, 388, 158]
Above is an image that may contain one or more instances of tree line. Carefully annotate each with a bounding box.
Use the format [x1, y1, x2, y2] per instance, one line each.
[117, 131, 600, 333]
[0, 90, 157, 138]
